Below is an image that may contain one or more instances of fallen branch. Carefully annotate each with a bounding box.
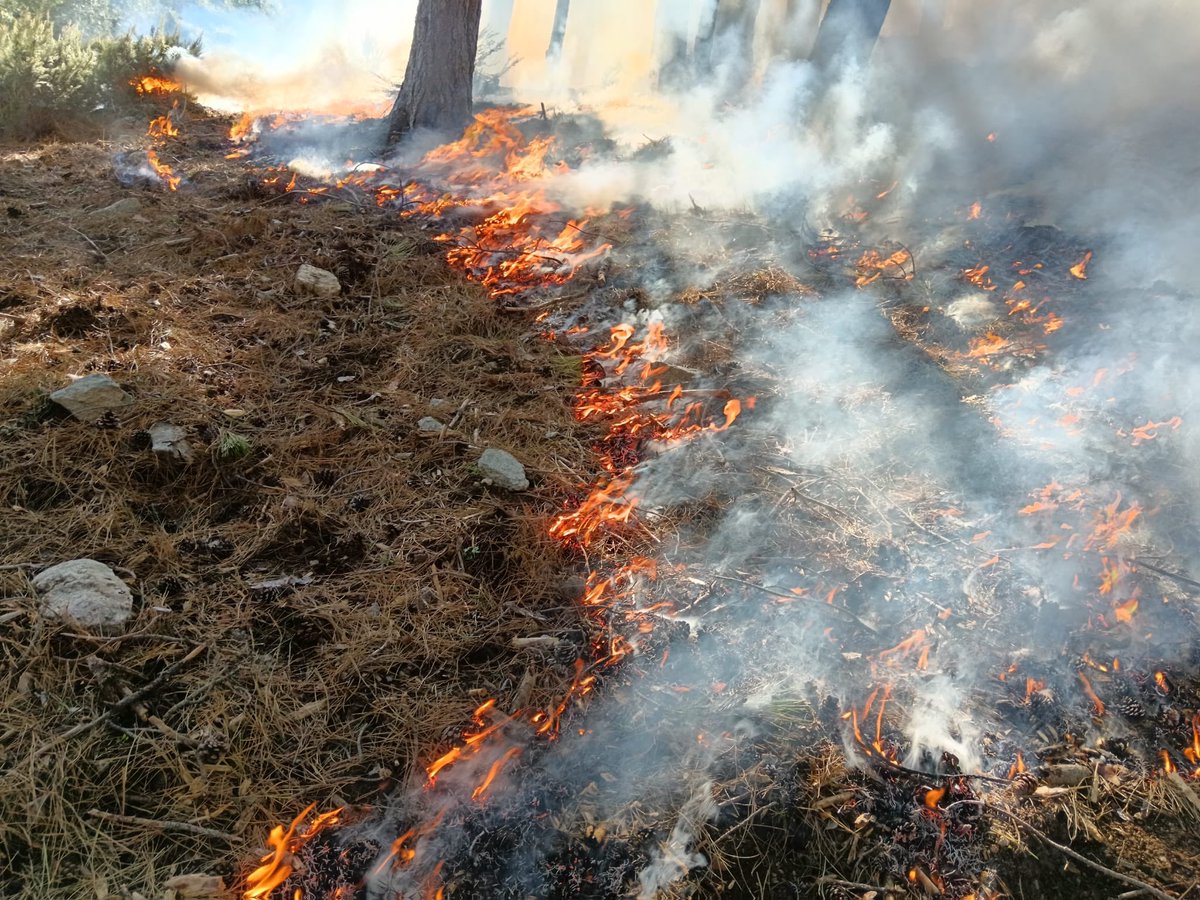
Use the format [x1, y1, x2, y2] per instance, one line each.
[710, 573, 877, 633]
[982, 803, 1174, 900]
[28, 644, 207, 759]
[87, 808, 237, 843]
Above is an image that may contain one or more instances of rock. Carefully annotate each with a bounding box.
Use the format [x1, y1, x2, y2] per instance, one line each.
[295, 264, 341, 298]
[477, 448, 529, 491]
[32, 559, 133, 630]
[417, 416, 445, 433]
[945, 294, 999, 330]
[149, 422, 194, 463]
[48, 374, 133, 422]
[90, 197, 141, 219]
[164, 874, 226, 899]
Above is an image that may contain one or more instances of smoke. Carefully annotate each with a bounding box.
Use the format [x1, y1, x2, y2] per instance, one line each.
[198, 1, 1200, 894]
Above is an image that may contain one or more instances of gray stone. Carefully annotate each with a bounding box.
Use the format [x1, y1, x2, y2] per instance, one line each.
[478, 448, 529, 491]
[417, 416, 445, 433]
[32, 559, 133, 630]
[48, 374, 133, 422]
[295, 264, 341, 298]
[149, 422, 194, 463]
[90, 197, 141, 219]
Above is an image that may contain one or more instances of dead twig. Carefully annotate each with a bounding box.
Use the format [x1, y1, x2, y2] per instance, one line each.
[981, 803, 1175, 900]
[26, 644, 207, 759]
[87, 809, 237, 843]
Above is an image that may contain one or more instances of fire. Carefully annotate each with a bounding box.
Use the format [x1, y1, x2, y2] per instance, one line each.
[1154, 671, 1171, 694]
[1069, 250, 1094, 280]
[145, 149, 181, 191]
[968, 200, 983, 220]
[854, 247, 913, 287]
[1125, 416, 1182, 446]
[1006, 751, 1026, 780]
[147, 107, 179, 139]
[243, 804, 343, 898]
[924, 786, 946, 808]
[1024, 677, 1045, 703]
[1183, 715, 1200, 772]
[1077, 671, 1105, 717]
[966, 331, 1010, 360]
[1162, 750, 1177, 774]
[1083, 493, 1142, 551]
[130, 74, 182, 95]
[1113, 596, 1138, 623]
[962, 264, 996, 291]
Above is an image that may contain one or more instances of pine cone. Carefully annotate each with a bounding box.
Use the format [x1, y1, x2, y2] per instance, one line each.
[1117, 697, 1145, 720]
[1011, 772, 1039, 796]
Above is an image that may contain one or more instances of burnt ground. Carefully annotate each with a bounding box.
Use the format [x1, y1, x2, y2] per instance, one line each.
[0, 105, 595, 898]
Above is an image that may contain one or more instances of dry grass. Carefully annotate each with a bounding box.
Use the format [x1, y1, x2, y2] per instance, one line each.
[0, 108, 597, 898]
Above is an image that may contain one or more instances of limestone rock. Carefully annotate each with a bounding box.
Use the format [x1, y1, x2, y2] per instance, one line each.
[149, 422, 194, 463]
[417, 416, 445, 433]
[478, 448, 529, 491]
[295, 264, 341, 298]
[90, 197, 141, 219]
[48, 374, 133, 422]
[33, 559, 133, 630]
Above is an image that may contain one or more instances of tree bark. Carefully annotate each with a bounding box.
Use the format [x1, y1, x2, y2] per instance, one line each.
[694, 0, 763, 80]
[546, 0, 571, 62]
[809, 0, 891, 71]
[387, 0, 483, 142]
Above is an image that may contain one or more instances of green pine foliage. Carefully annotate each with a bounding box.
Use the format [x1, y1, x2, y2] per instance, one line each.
[0, 2, 204, 139]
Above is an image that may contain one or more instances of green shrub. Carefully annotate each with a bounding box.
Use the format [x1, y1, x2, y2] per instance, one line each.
[0, 7, 200, 139]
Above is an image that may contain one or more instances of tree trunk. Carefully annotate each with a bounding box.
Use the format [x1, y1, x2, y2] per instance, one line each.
[694, 0, 762, 80]
[546, 0, 571, 62]
[809, 0, 891, 71]
[387, 0, 483, 142]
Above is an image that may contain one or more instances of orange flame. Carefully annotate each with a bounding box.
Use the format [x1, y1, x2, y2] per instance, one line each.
[130, 74, 182, 95]
[924, 786, 946, 808]
[145, 149, 181, 191]
[243, 804, 343, 898]
[1069, 251, 1093, 280]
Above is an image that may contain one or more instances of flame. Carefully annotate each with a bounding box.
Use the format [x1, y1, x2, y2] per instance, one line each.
[1183, 715, 1200, 770]
[243, 804, 343, 898]
[1069, 250, 1094, 280]
[968, 201, 982, 220]
[924, 786, 946, 808]
[1006, 751, 1026, 780]
[131, 74, 182, 95]
[1154, 671, 1170, 694]
[1077, 671, 1105, 717]
[1162, 750, 1177, 774]
[1024, 677, 1045, 703]
[1125, 416, 1182, 446]
[1113, 596, 1138, 623]
[962, 264, 996, 291]
[854, 247, 913, 287]
[145, 149, 181, 191]
[147, 107, 179, 139]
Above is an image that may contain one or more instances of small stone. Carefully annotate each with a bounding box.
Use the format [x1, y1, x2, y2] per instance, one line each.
[417, 416, 445, 433]
[295, 264, 341, 298]
[32, 559, 133, 631]
[90, 197, 141, 219]
[48, 374, 133, 423]
[149, 422, 194, 463]
[477, 448, 529, 491]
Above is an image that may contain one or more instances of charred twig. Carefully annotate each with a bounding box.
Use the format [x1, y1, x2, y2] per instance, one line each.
[87, 809, 237, 843]
[710, 574, 877, 633]
[26, 644, 207, 759]
[1134, 559, 1200, 592]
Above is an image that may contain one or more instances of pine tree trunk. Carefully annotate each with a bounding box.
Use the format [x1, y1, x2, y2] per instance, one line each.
[809, 0, 891, 70]
[546, 0, 572, 62]
[387, 0, 483, 142]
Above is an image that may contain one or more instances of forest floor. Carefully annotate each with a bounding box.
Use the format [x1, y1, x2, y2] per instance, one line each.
[0, 106, 596, 899]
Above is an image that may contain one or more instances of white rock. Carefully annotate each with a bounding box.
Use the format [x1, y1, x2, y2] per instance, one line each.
[32, 559, 133, 630]
[945, 293, 999, 330]
[149, 422, 194, 463]
[295, 264, 341, 298]
[48, 374, 133, 422]
[478, 448, 529, 491]
[417, 416, 445, 433]
[90, 197, 141, 219]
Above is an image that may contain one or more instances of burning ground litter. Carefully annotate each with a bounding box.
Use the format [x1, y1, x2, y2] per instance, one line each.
[5, 51, 1200, 900]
